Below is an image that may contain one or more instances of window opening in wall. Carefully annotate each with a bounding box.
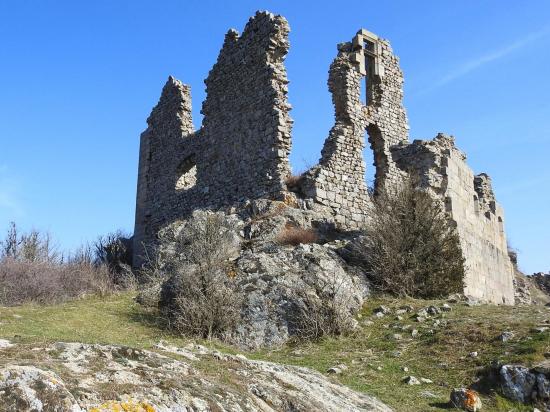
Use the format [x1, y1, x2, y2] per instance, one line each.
[498, 216, 504, 233]
[175, 156, 197, 191]
[363, 39, 376, 105]
[473, 195, 479, 214]
[363, 131, 375, 191]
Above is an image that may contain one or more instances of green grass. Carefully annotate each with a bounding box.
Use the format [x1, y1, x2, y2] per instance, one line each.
[0, 292, 189, 349]
[0, 292, 548, 411]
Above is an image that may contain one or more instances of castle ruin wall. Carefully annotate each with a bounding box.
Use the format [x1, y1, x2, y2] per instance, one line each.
[302, 30, 409, 228]
[133, 11, 515, 304]
[133, 11, 292, 263]
[392, 134, 515, 304]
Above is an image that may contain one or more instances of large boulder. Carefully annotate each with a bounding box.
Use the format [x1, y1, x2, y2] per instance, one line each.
[499, 365, 537, 403]
[498, 362, 550, 405]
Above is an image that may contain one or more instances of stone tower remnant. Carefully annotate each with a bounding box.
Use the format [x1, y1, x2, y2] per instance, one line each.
[134, 11, 515, 304]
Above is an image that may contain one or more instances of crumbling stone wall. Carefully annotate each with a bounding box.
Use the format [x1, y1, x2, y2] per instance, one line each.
[134, 11, 292, 264]
[392, 134, 515, 304]
[301, 30, 409, 228]
[133, 11, 515, 304]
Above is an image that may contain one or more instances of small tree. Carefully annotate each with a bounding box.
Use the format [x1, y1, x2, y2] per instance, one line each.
[350, 180, 465, 298]
[0, 222, 58, 263]
[94, 231, 133, 285]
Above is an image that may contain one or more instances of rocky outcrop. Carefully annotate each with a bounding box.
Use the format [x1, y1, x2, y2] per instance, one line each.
[533, 272, 550, 297]
[234, 242, 368, 348]
[0, 341, 391, 411]
[154, 201, 369, 349]
[513, 271, 550, 306]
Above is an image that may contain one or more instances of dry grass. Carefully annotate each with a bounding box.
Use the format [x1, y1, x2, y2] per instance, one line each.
[252, 296, 549, 411]
[0, 258, 115, 306]
[276, 225, 318, 246]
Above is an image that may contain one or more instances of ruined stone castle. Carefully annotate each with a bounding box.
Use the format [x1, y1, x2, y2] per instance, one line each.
[134, 11, 515, 304]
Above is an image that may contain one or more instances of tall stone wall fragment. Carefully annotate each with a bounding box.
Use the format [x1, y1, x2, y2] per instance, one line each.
[392, 134, 515, 304]
[302, 30, 409, 228]
[133, 11, 292, 264]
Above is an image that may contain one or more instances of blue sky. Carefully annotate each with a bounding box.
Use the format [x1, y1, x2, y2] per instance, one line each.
[0, 0, 548, 274]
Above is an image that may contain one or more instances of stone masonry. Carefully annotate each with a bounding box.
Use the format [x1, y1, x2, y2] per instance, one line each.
[392, 135, 515, 304]
[134, 11, 292, 265]
[302, 29, 409, 228]
[133, 11, 515, 304]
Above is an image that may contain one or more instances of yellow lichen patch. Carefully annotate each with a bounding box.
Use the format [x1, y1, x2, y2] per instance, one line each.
[89, 399, 155, 412]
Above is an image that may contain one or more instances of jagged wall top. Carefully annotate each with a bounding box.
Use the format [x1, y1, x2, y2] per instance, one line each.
[133, 11, 293, 264]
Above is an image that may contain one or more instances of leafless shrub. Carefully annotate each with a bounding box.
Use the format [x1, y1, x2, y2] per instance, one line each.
[134, 246, 165, 307]
[161, 264, 242, 340]
[0, 222, 58, 263]
[276, 225, 318, 246]
[349, 179, 465, 298]
[285, 173, 303, 189]
[291, 272, 358, 341]
[0, 223, 116, 305]
[154, 212, 243, 340]
[0, 258, 113, 305]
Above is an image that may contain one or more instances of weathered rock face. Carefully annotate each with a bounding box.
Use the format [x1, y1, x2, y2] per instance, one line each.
[234, 242, 368, 349]
[133, 10, 515, 306]
[514, 273, 533, 305]
[0, 341, 392, 412]
[155, 202, 369, 349]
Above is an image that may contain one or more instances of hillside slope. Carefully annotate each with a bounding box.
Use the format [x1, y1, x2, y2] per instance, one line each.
[0, 293, 548, 411]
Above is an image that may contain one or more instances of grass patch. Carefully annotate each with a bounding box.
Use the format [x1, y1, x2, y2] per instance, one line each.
[0, 292, 189, 349]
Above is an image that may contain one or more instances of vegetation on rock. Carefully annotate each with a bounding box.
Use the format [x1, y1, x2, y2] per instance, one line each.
[350, 181, 466, 298]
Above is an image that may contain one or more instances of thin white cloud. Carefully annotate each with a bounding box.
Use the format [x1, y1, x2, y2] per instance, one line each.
[416, 26, 550, 96]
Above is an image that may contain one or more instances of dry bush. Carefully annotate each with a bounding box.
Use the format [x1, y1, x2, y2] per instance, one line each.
[291, 273, 358, 341]
[1, 222, 58, 263]
[0, 223, 116, 305]
[161, 265, 242, 340]
[276, 225, 318, 246]
[156, 212, 243, 340]
[285, 174, 303, 188]
[0, 258, 113, 305]
[349, 180, 465, 298]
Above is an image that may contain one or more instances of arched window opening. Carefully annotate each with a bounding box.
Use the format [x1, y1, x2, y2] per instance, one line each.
[498, 216, 504, 233]
[175, 156, 197, 191]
